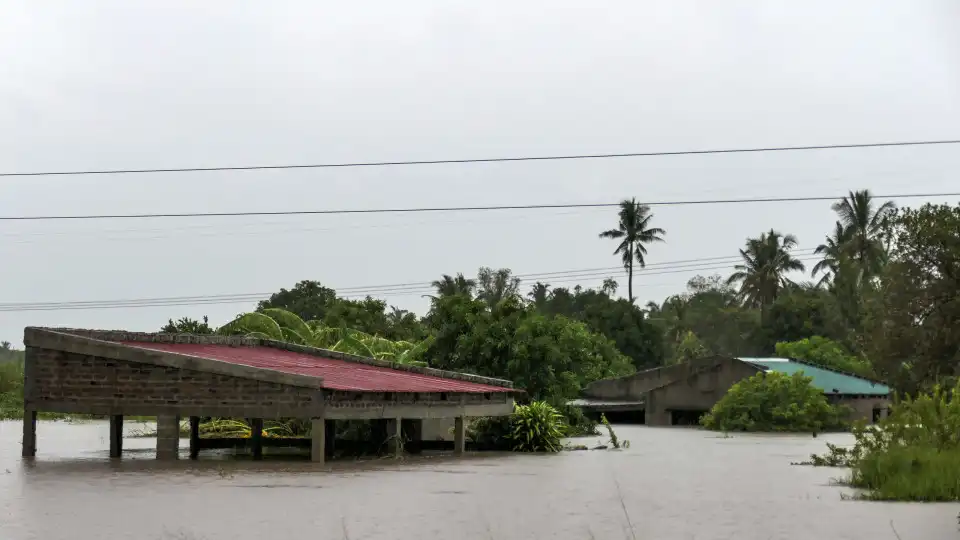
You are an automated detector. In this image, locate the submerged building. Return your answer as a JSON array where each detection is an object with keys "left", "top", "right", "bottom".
[
  {"left": 571, "top": 355, "right": 891, "bottom": 426},
  {"left": 20, "top": 327, "right": 519, "bottom": 461}
]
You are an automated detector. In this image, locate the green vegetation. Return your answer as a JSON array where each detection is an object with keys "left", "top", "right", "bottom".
[
  {"left": 511, "top": 402, "right": 565, "bottom": 452},
  {"left": 774, "top": 337, "right": 872, "bottom": 378},
  {"left": 809, "top": 383, "right": 960, "bottom": 501},
  {"left": 217, "top": 308, "right": 431, "bottom": 366},
  {"left": 701, "top": 371, "right": 848, "bottom": 432}
]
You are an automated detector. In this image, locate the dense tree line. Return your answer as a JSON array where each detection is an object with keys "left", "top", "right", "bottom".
[{"left": 161, "top": 190, "right": 960, "bottom": 400}]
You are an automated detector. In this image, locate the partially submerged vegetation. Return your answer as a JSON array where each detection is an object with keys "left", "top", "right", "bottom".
[
  {"left": 701, "top": 371, "right": 849, "bottom": 433},
  {"left": 806, "top": 383, "right": 960, "bottom": 501}
]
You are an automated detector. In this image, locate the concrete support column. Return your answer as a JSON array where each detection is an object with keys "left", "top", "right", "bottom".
[
  {"left": 250, "top": 418, "right": 264, "bottom": 460},
  {"left": 310, "top": 417, "right": 325, "bottom": 463},
  {"left": 156, "top": 415, "right": 181, "bottom": 460},
  {"left": 454, "top": 416, "right": 466, "bottom": 456},
  {"left": 22, "top": 409, "right": 37, "bottom": 458},
  {"left": 109, "top": 415, "right": 123, "bottom": 458},
  {"left": 324, "top": 420, "right": 336, "bottom": 458},
  {"left": 386, "top": 418, "right": 402, "bottom": 457},
  {"left": 189, "top": 416, "right": 201, "bottom": 460}
]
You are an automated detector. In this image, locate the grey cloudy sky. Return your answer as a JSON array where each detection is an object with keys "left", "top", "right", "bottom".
[{"left": 1, "top": 0, "right": 959, "bottom": 344}]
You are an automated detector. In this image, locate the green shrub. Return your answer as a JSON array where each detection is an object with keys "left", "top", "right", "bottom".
[
  {"left": 701, "top": 371, "right": 848, "bottom": 432},
  {"left": 467, "top": 415, "right": 514, "bottom": 450},
  {"left": 0, "top": 360, "right": 25, "bottom": 420},
  {"left": 511, "top": 401, "right": 565, "bottom": 452},
  {"left": 470, "top": 401, "right": 567, "bottom": 452},
  {"left": 554, "top": 402, "right": 600, "bottom": 437},
  {"left": 851, "top": 446, "right": 960, "bottom": 501},
  {"left": 809, "top": 382, "right": 960, "bottom": 500},
  {"left": 775, "top": 337, "right": 873, "bottom": 378}
]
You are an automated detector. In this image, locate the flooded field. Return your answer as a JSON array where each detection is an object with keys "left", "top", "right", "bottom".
[{"left": 0, "top": 420, "right": 957, "bottom": 540}]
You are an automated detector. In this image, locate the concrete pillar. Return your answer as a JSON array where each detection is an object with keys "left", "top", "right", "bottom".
[
  {"left": 189, "top": 416, "right": 201, "bottom": 460},
  {"left": 156, "top": 415, "right": 180, "bottom": 460},
  {"left": 310, "top": 417, "right": 325, "bottom": 463},
  {"left": 324, "top": 420, "right": 336, "bottom": 458},
  {"left": 109, "top": 415, "right": 123, "bottom": 458},
  {"left": 250, "top": 418, "right": 264, "bottom": 460},
  {"left": 21, "top": 409, "right": 37, "bottom": 458},
  {"left": 454, "top": 416, "right": 466, "bottom": 455},
  {"left": 386, "top": 418, "right": 402, "bottom": 457}
]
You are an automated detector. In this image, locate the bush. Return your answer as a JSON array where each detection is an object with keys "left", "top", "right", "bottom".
[
  {"left": 774, "top": 337, "right": 873, "bottom": 378},
  {"left": 554, "top": 402, "right": 600, "bottom": 437},
  {"left": 0, "top": 360, "right": 25, "bottom": 420},
  {"left": 469, "top": 401, "right": 567, "bottom": 452},
  {"left": 809, "top": 382, "right": 960, "bottom": 500},
  {"left": 701, "top": 371, "right": 848, "bottom": 432},
  {"left": 511, "top": 402, "right": 565, "bottom": 452}
]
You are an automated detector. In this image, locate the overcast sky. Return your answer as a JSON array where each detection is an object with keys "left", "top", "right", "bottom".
[{"left": 1, "top": 1, "right": 958, "bottom": 345}]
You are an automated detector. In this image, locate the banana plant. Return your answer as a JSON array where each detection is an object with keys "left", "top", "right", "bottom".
[{"left": 218, "top": 308, "right": 428, "bottom": 366}]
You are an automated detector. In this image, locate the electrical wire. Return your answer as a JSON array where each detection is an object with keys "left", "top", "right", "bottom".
[
  {"left": 2, "top": 139, "right": 958, "bottom": 177},
  {"left": 0, "top": 253, "right": 820, "bottom": 312},
  {"left": 1, "top": 193, "right": 958, "bottom": 222}
]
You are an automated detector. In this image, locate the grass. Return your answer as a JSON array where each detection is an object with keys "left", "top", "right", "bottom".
[{"left": 850, "top": 446, "right": 960, "bottom": 501}]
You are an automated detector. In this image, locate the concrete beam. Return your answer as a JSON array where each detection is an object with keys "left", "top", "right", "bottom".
[
  {"left": 156, "top": 415, "right": 180, "bottom": 460},
  {"left": 24, "top": 400, "right": 323, "bottom": 421},
  {"left": 21, "top": 409, "right": 36, "bottom": 458},
  {"left": 325, "top": 400, "right": 514, "bottom": 420},
  {"left": 109, "top": 415, "right": 123, "bottom": 458}
]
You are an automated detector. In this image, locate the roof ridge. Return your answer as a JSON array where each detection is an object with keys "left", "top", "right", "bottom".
[{"left": 34, "top": 327, "right": 515, "bottom": 390}]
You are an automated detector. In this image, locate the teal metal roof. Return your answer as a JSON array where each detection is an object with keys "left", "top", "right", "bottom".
[{"left": 738, "top": 357, "right": 891, "bottom": 397}]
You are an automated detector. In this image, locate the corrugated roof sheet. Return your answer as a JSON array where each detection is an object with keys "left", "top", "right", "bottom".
[
  {"left": 121, "top": 342, "right": 514, "bottom": 394},
  {"left": 739, "top": 357, "right": 890, "bottom": 397}
]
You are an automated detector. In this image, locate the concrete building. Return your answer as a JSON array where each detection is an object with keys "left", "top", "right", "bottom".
[
  {"left": 20, "top": 327, "right": 519, "bottom": 461},
  {"left": 572, "top": 355, "right": 891, "bottom": 426}
]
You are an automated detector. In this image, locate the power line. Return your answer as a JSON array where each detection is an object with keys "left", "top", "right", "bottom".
[
  {"left": 0, "top": 249, "right": 818, "bottom": 308},
  {"left": 0, "top": 254, "right": 821, "bottom": 312},
  {"left": 2, "top": 139, "right": 958, "bottom": 178},
  {"left": 2, "top": 193, "right": 958, "bottom": 222}
]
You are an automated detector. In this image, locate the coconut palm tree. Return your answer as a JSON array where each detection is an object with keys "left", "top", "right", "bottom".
[
  {"left": 727, "top": 230, "right": 806, "bottom": 320},
  {"left": 812, "top": 221, "right": 848, "bottom": 287},
  {"left": 430, "top": 273, "right": 477, "bottom": 297},
  {"left": 831, "top": 189, "right": 896, "bottom": 282},
  {"left": 598, "top": 198, "right": 666, "bottom": 303},
  {"left": 476, "top": 267, "right": 521, "bottom": 308},
  {"left": 527, "top": 282, "right": 551, "bottom": 309}
]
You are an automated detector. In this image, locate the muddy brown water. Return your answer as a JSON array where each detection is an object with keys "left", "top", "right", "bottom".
[{"left": 0, "top": 421, "right": 957, "bottom": 540}]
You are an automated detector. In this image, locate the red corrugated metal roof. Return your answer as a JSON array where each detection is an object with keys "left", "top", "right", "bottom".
[{"left": 119, "top": 342, "right": 513, "bottom": 393}]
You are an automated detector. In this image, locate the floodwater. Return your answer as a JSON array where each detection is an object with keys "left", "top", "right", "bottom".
[{"left": 0, "top": 421, "right": 957, "bottom": 540}]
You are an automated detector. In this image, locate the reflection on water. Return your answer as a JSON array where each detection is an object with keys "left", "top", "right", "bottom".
[{"left": 0, "top": 421, "right": 957, "bottom": 540}]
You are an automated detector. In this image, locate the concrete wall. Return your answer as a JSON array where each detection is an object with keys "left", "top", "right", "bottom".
[
  {"left": 24, "top": 346, "right": 324, "bottom": 418},
  {"left": 838, "top": 396, "right": 890, "bottom": 423},
  {"left": 645, "top": 358, "right": 762, "bottom": 426},
  {"left": 583, "top": 356, "right": 735, "bottom": 401}
]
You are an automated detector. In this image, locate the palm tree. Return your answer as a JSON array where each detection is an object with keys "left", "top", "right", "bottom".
[
  {"left": 598, "top": 198, "right": 666, "bottom": 303},
  {"left": 527, "top": 282, "right": 551, "bottom": 309},
  {"left": 812, "top": 221, "right": 848, "bottom": 287},
  {"left": 831, "top": 189, "right": 896, "bottom": 282},
  {"left": 601, "top": 277, "right": 619, "bottom": 296},
  {"left": 727, "top": 230, "right": 806, "bottom": 320},
  {"left": 430, "top": 273, "right": 476, "bottom": 297},
  {"left": 476, "top": 267, "right": 521, "bottom": 308}
]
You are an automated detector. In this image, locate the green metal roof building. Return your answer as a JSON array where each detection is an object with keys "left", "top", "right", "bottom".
[{"left": 738, "top": 357, "right": 891, "bottom": 397}]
